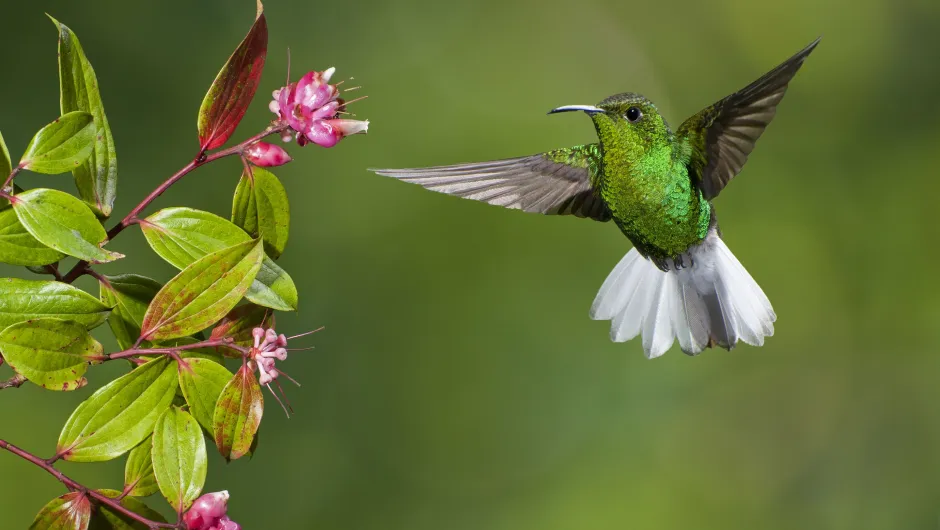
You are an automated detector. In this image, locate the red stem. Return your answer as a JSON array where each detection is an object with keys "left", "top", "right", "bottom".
[
  {"left": 61, "top": 123, "right": 289, "bottom": 283},
  {"left": 0, "top": 439, "right": 179, "bottom": 529},
  {"left": 105, "top": 337, "right": 245, "bottom": 361}
]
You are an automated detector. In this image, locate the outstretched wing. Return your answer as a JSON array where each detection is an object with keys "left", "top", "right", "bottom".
[
  {"left": 371, "top": 145, "right": 612, "bottom": 221},
  {"left": 678, "top": 37, "right": 820, "bottom": 200}
]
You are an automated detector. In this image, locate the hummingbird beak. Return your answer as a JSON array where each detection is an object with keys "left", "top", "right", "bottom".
[{"left": 548, "top": 105, "right": 605, "bottom": 115}]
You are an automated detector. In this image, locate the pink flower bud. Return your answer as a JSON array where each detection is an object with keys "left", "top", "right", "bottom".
[
  {"left": 304, "top": 118, "right": 369, "bottom": 148},
  {"left": 244, "top": 142, "right": 292, "bottom": 167},
  {"left": 276, "top": 334, "right": 288, "bottom": 347},
  {"left": 217, "top": 517, "right": 242, "bottom": 530},
  {"left": 184, "top": 491, "right": 230, "bottom": 530}
]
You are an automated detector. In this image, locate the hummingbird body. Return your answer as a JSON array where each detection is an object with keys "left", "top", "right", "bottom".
[{"left": 372, "top": 39, "right": 819, "bottom": 358}]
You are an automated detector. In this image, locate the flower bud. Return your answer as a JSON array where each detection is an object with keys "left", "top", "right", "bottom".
[
  {"left": 244, "top": 142, "right": 292, "bottom": 167},
  {"left": 184, "top": 491, "right": 230, "bottom": 530}
]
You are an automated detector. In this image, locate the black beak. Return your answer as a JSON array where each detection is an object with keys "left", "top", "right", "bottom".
[{"left": 548, "top": 105, "right": 605, "bottom": 115}]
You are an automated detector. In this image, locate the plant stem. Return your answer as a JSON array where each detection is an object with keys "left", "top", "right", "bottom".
[
  {"left": 0, "top": 374, "right": 27, "bottom": 389},
  {"left": 2, "top": 167, "right": 20, "bottom": 191},
  {"left": 105, "top": 337, "right": 245, "bottom": 361},
  {"left": 0, "top": 439, "right": 179, "bottom": 529},
  {"left": 61, "top": 123, "right": 289, "bottom": 283}
]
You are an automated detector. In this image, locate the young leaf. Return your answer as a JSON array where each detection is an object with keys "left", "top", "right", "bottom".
[
  {"left": 0, "top": 319, "right": 100, "bottom": 391},
  {"left": 51, "top": 17, "right": 118, "bottom": 218},
  {"left": 19, "top": 111, "right": 95, "bottom": 174},
  {"left": 0, "top": 130, "right": 11, "bottom": 182},
  {"left": 57, "top": 357, "right": 178, "bottom": 462},
  {"left": 152, "top": 407, "right": 207, "bottom": 513},
  {"left": 197, "top": 6, "right": 267, "bottom": 151},
  {"left": 123, "top": 438, "right": 159, "bottom": 498},
  {"left": 210, "top": 303, "right": 273, "bottom": 349},
  {"left": 11, "top": 188, "right": 124, "bottom": 263},
  {"left": 29, "top": 492, "right": 91, "bottom": 530},
  {"left": 0, "top": 278, "right": 110, "bottom": 330},
  {"left": 213, "top": 363, "right": 263, "bottom": 460},
  {"left": 139, "top": 239, "right": 264, "bottom": 341},
  {"left": 90, "top": 490, "right": 167, "bottom": 530},
  {"left": 179, "top": 357, "right": 233, "bottom": 432},
  {"left": 141, "top": 207, "right": 297, "bottom": 310},
  {"left": 232, "top": 167, "right": 289, "bottom": 259},
  {"left": 99, "top": 274, "right": 162, "bottom": 350}
]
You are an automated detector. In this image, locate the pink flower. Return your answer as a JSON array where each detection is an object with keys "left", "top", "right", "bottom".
[
  {"left": 184, "top": 491, "right": 240, "bottom": 530},
  {"left": 244, "top": 141, "right": 292, "bottom": 167},
  {"left": 269, "top": 67, "right": 368, "bottom": 148}
]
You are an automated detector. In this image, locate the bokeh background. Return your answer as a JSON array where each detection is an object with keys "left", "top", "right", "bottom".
[{"left": 2, "top": 0, "right": 940, "bottom": 528}]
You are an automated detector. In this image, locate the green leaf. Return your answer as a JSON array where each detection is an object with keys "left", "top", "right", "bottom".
[
  {"left": 210, "top": 303, "right": 273, "bottom": 352},
  {"left": 197, "top": 6, "right": 267, "bottom": 151},
  {"left": 123, "top": 439, "right": 158, "bottom": 498},
  {"left": 0, "top": 186, "right": 67, "bottom": 268},
  {"left": 140, "top": 239, "right": 264, "bottom": 341},
  {"left": 0, "top": 319, "right": 100, "bottom": 391},
  {"left": 0, "top": 130, "right": 11, "bottom": 182},
  {"left": 19, "top": 111, "right": 95, "bottom": 174},
  {"left": 99, "top": 274, "right": 162, "bottom": 350},
  {"left": 232, "top": 167, "right": 289, "bottom": 259},
  {"left": 12, "top": 188, "right": 124, "bottom": 263},
  {"left": 152, "top": 406, "right": 207, "bottom": 513},
  {"left": 30, "top": 492, "right": 91, "bottom": 530},
  {"left": 0, "top": 202, "right": 66, "bottom": 265},
  {"left": 141, "top": 207, "right": 297, "bottom": 310},
  {"left": 0, "top": 278, "right": 110, "bottom": 330},
  {"left": 89, "top": 490, "right": 167, "bottom": 530},
  {"left": 57, "top": 357, "right": 178, "bottom": 462},
  {"left": 213, "top": 364, "right": 263, "bottom": 460},
  {"left": 179, "top": 357, "right": 232, "bottom": 432},
  {"left": 51, "top": 17, "right": 118, "bottom": 218}
]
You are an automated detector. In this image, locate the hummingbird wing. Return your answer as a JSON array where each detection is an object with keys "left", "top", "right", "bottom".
[
  {"left": 371, "top": 145, "right": 612, "bottom": 221},
  {"left": 678, "top": 37, "right": 820, "bottom": 200}
]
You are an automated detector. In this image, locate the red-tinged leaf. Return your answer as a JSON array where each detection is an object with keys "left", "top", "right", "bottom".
[
  {"left": 139, "top": 239, "right": 264, "bottom": 341},
  {"left": 30, "top": 492, "right": 91, "bottom": 530},
  {"left": 212, "top": 364, "right": 263, "bottom": 460},
  {"left": 197, "top": 5, "right": 268, "bottom": 151}
]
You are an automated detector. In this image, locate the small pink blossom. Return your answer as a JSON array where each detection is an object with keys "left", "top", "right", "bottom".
[
  {"left": 269, "top": 67, "right": 368, "bottom": 148},
  {"left": 244, "top": 141, "right": 292, "bottom": 167},
  {"left": 184, "top": 491, "right": 240, "bottom": 530}
]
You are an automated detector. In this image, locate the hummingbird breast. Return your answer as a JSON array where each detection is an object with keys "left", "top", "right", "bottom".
[{"left": 599, "top": 154, "right": 712, "bottom": 265}]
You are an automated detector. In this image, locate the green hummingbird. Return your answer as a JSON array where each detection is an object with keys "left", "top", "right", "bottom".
[{"left": 372, "top": 38, "right": 819, "bottom": 358}]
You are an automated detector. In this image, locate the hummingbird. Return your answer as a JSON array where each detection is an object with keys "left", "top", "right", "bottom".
[{"left": 371, "top": 38, "right": 819, "bottom": 358}]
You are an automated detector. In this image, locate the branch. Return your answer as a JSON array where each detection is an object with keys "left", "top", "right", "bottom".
[
  {"left": 0, "top": 439, "right": 180, "bottom": 529},
  {"left": 0, "top": 374, "right": 27, "bottom": 389},
  {"left": 62, "top": 122, "right": 289, "bottom": 284},
  {"left": 2, "top": 167, "right": 20, "bottom": 191},
  {"left": 104, "top": 337, "right": 247, "bottom": 361}
]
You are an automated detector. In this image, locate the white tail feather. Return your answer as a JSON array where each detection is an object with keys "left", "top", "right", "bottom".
[{"left": 590, "top": 232, "right": 775, "bottom": 358}]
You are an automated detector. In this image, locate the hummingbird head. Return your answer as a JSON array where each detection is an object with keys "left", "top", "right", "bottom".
[{"left": 549, "top": 93, "right": 671, "bottom": 155}]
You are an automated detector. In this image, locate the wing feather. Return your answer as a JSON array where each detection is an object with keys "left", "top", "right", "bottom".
[{"left": 371, "top": 146, "right": 611, "bottom": 221}]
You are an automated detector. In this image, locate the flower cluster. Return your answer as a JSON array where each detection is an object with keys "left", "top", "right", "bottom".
[
  {"left": 250, "top": 326, "right": 288, "bottom": 386},
  {"left": 184, "top": 491, "right": 240, "bottom": 530},
  {"left": 269, "top": 67, "right": 369, "bottom": 148}
]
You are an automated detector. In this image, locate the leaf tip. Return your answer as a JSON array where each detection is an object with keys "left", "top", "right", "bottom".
[{"left": 256, "top": 0, "right": 264, "bottom": 18}]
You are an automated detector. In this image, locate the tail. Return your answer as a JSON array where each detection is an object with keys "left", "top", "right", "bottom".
[{"left": 590, "top": 232, "right": 775, "bottom": 358}]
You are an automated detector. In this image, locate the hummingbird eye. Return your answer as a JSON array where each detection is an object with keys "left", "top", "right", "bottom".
[{"left": 625, "top": 107, "right": 643, "bottom": 123}]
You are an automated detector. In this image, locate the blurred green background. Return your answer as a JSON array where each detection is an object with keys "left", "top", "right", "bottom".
[{"left": 2, "top": 0, "right": 940, "bottom": 528}]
